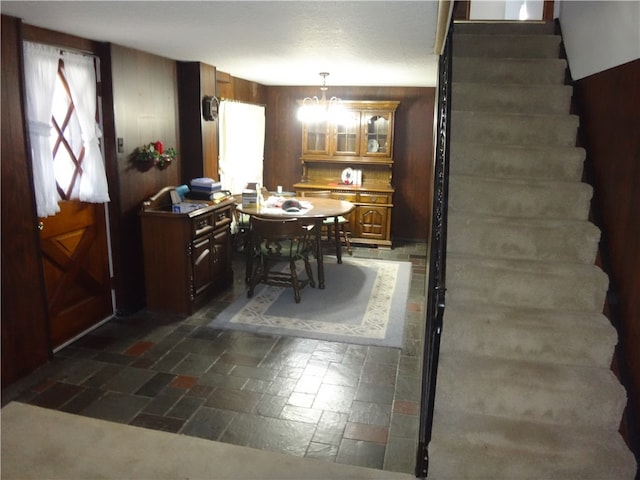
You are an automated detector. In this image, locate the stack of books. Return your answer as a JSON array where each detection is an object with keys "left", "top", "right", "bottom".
[
  {"left": 191, "top": 178, "right": 222, "bottom": 193},
  {"left": 187, "top": 178, "right": 222, "bottom": 200},
  {"left": 242, "top": 189, "right": 259, "bottom": 206}
]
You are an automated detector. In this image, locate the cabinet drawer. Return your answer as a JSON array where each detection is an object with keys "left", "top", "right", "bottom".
[
  {"left": 359, "top": 193, "right": 391, "bottom": 205},
  {"left": 192, "top": 213, "right": 215, "bottom": 237},
  {"left": 331, "top": 191, "right": 357, "bottom": 202},
  {"left": 214, "top": 205, "right": 233, "bottom": 228}
]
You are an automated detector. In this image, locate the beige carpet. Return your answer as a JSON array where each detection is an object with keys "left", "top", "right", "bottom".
[
  {"left": 427, "top": 21, "right": 636, "bottom": 479},
  {"left": 1, "top": 402, "right": 413, "bottom": 480}
]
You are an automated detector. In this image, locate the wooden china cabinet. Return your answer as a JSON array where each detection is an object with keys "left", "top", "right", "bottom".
[{"left": 294, "top": 100, "right": 399, "bottom": 247}]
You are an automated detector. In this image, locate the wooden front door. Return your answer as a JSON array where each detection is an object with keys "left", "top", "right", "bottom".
[
  {"left": 39, "top": 200, "right": 113, "bottom": 348},
  {"left": 35, "top": 52, "right": 113, "bottom": 349}
]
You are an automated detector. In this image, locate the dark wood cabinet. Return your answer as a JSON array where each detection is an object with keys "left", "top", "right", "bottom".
[
  {"left": 141, "top": 189, "right": 233, "bottom": 314},
  {"left": 294, "top": 100, "right": 399, "bottom": 247}
]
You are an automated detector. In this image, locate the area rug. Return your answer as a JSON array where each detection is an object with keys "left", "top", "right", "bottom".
[{"left": 209, "top": 257, "right": 411, "bottom": 348}]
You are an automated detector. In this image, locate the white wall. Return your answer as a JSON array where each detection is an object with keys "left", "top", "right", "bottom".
[
  {"left": 470, "top": 1, "right": 507, "bottom": 19},
  {"left": 559, "top": 1, "right": 640, "bottom": 80},
  {"left": 470, "top": 0, "right": 544, "bottom": 20}
]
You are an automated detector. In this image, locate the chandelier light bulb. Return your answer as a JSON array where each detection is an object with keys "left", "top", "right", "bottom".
[{"left": 297, "top": 72, "right": 344, "bottom": 122}]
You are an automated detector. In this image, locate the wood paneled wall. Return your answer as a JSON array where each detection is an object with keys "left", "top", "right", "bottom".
[
  {"left": 263, "top": 86, "right": 435, "bottom": 241},
  {"left": 217, "top": 71, "right": 267, "bottom": 105},
  {"left": 1, "top": 15, "right": 51, "bottom": 387},
  {"left": 109, "top": 44, "right": 181, "bottom": 313},
  {"left": 177, "top": 62, "right": 219, "bottom": 181},
  {"left": 574, "top": 59, "right": 640, "bottom": 444}
]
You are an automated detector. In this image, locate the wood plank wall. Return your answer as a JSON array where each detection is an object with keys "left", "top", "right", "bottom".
[
  {"left": 217, "top": 71, "right": 267, "bottom": 105},
  {"left": 177, "top": 62, "right": 219, "bottom": 181},
  {"left": 109, "top": 44, "right": 181, "bottom": 313},
  {"left": 574, "top": 59, "right": 640, "bottom": 448},
  {"left": 1, "top": 16, "right": 51, "bottom": 387}
]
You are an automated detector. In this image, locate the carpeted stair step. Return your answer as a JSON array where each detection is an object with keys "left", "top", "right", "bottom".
[
  {"left": 441, "top": 302, "right": 617, "bottom": 368},
  {"left": 452, "top": 83, "right": 573, "bottom": 114},
  {"left": 447, "top": 254, "right": 609, "bottom": 312},
  {"left": 452, "top": 110, "right": 579, "bottom": 146},
  {"left": 434, "top": 353, "right": 627, "bottom": 428},
  {"left": 447, "top": 213, "right": 601, "bottom": 264},
  {"left": 453, "top": 57, "right": 568, "bottom": 85},
  {"left": 432, "top": 20, "right": 636, "bottom": 479},
  {"left": 449, "top": 175, "right": 593, "bottom": 220},
  {"left": 454, "top": 33, "right": 561, "bottom": 58},
  {"left": 454, "top": 21, "right": 556, "bottom": 36},
  {"left": 450, "top": 142, "right": 585, "bottom": 181},
  {"left": 428, "top": 411, "right": 637, "bottom": 480}
]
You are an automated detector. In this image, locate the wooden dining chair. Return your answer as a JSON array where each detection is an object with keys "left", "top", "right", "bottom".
[
  {"left": 247, "top": 216, "right": 316, "bottom": 303},
  {"left": 300, "top": 190, "right": 353, "bottom": 258}
]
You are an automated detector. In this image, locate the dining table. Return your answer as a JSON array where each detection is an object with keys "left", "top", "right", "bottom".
[{"left": 235, "top": 195, "right": 355, "bottom": 289}]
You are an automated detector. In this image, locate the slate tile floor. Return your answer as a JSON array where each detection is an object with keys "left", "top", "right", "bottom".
[{"left": 3, "top": 241, "right": 427, "bottom": 474}]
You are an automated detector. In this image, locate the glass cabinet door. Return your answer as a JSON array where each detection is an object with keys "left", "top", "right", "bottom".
[
  {"left": 332, "top": 110, "right": 361, "bottom": 156},
  {"left": 302, "top": 119, "right": 330, "bottom": 155},
  {"left": 363, "top": 112, "right": 393, "bottom": 157}
]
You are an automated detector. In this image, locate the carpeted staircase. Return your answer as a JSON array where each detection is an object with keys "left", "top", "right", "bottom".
[{"left": 427, "top": 21, "right": 637, "bottom": 479}]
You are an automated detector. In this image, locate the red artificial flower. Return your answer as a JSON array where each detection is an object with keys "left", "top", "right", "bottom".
[{"left": 154, "top": 141, "right": 164, "bottom": 154}]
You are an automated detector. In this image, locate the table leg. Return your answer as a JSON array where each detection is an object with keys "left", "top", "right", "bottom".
[
  {"left": 333, "top": 217, "right": 342, "bottom": 264},
  {"left": 315, "top": 220, "right": 325, "bottom": 289}
]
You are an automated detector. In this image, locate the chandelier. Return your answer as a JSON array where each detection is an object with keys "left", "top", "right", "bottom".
[{"left": 297, "top": 72, "right": 344, "bottom": 122}]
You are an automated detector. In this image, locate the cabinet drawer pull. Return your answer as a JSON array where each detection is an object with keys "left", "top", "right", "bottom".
[
  {"left": 195, "top": 224, "right": 214, "bottom": 237},
  {"left": 195, "top": 248, "right": 210, "bottom": 266}
]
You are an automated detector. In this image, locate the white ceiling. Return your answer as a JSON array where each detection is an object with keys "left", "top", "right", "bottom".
[{"left": 1, "top": 1, "right": 441, "bottom": 87}]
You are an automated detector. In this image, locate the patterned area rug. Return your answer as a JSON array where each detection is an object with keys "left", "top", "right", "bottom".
[{"left": 209, "top": 257, "right": 411, "bottom": 348}]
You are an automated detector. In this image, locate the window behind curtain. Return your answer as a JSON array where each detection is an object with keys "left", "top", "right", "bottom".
[
  {"left": 23, "top": 40, "right": 109, "bottom": 216},
  {"left": 50, "top": 57, "right": 91, "bottom": 200}
]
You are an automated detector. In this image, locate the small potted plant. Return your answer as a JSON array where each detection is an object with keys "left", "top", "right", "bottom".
[{"left": 132, "top": 140, "right": 177, "bottom": 171}]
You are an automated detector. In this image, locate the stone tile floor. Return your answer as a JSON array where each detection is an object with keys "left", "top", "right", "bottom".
[{"left": 2, "top": 240, "right": 427, "bottom": 474}]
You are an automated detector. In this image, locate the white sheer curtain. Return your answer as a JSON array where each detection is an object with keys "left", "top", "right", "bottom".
[
  {"left": 218, "top": 100, "right": 265, "bottom": 194},
  {"left": 62, "top": 51, "right": 110, "bottom": 203},
  {"left": 23, "top": 42, "right": 61, "bottom": 217}
]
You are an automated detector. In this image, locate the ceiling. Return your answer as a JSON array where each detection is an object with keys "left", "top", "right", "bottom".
[{"left": 1, "top": 1, "right": 442, "bottom": 87}]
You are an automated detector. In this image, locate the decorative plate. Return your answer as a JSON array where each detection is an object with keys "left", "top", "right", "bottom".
[
  {"left": 341, "top": 167, "right": 354, "bottom": 185},
  {"left": 367, "top": 139, "right": 379, "bottom": 153}
]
